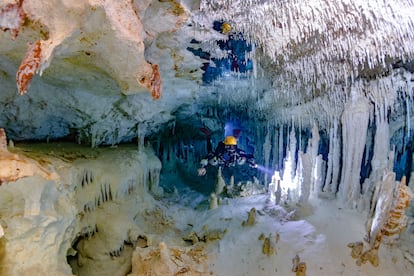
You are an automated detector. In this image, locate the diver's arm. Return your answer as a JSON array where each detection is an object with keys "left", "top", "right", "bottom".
[
  {"left": 197, "top": 167, "right": 207, "bottom": 176},
  {"left": 237, "top": 149, "right": 257, "bottom": 168},
  {"left": 214, "top": 141, "right": 225, "bottom": 157},
  {"left": 198, "top": 153, "right": 219, "bottom": 176},
  {"left": 247, "top": 157, "right": 258, "bottom": 168},
  {"left": 198, "top": 156, "right": 209, "bottom": 176}
]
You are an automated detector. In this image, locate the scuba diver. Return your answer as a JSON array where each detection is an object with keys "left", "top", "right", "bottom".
[{"left": 197, "top": 128, "right": 257, "bottom": 176}]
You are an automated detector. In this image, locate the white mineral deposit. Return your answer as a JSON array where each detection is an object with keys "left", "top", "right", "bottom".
[{"left": 0, "top": 1, "right": 413, "bottom": 275}]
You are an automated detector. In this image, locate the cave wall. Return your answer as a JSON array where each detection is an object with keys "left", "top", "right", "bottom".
[{"left": 0, "top": 143, "right": 163, "bottom": 275}]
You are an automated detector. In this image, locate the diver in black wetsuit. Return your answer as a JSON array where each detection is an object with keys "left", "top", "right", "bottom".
[{"left": 197, "top": 128, "right": 257, "bottom": 176}]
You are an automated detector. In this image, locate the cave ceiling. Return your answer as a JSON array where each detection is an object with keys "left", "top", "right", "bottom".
[{"left": 0, "top": 0, "right": 413, "bottom": 143}]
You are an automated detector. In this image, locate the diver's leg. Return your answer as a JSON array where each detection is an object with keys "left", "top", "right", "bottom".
[
  {"left": 207, "top": 138, "right": 212, "bottom": 153},
  {"left": 200, "top": 127, "right": 212, "bottom": 153}
]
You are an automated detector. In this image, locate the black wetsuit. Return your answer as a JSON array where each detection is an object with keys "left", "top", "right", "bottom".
[{"left": 202, "top": 138, "right": 256, "bottom": 168}]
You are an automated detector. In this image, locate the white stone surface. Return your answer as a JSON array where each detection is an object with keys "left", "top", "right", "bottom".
[
  {"left": 0, "top": 143, "right": 162, "bottom": 275},
  {"left": 0, "top": 1, "right": 413, "bottom": 274}
]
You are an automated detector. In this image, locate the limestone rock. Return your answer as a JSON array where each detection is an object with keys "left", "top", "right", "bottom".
[
  {"left": 262, "top": 235, "right": 275, "bottom": 256},
  {"left": 296, "top": 262, "right": 307, "bottom": 276},
  {"left": 347, "top": 241, "right": 364, "bottom": 259},
  {"left": 183, "top": 231, "right": 200, "bottom": 245},
  {"left": 209, "top": 193, "right": 218, "bottom": 209},
  {"left": 215, "top": 167, "right": 225, "bottom": 195},
  {"left": 242, "top": 207, "right": 256, "bottom": 227},
  {"left": 200, "top": 228, "right": 228, "bottom": 242},
  {"left": 0, "top": 145, "right": 163, "bottom": 276},
  {"left": 129, "top": 242, "right": 208, "bottom": 276},
  {"left": 0, "top": 129, "right": 7, "bottom": 151},
  {"left": 292, "top": 254, "right": 306, "bottom": 276},
  {"left": 0, "top": 149, "right": 57, "bottom": 184}
]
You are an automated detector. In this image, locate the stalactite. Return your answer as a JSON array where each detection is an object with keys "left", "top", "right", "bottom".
[
  {"left": 69, "top": 148, "right": 162, "bottom": 275},
  {"left": 338, "top": 90, "right": 370, "bottom": 208},
  {"left": 406, "top": 97, "right": 411, "bottom": 137},
  {"left": 297, "top": 151, "right": 312, "bottom": 203},
  {"left": 314, "top": 156, "right": 324, "bottom": 196},
  {"left": 283, "top": 122, "right": 297, "bottom": 184},
  {"left": 125, "top": 179, "right": 137, "bottom": 196},
  {"left": 374, "top": 94, "right": 391, "bottom": 142},
  {"left": 263, "top": 130, "right": 271, "bottom": 186},
  {"left": 16, "top": 39, "right": 42, "bottom": 95},
  {"left": 90, "top": 124, "right": 99, "bottom": 149},
  {"left": 309, "top": 123, "right": 321, "bottom": 197},
  {"left": 330, "top": 119, "right": 341, "bottom": 194},
  {"left": 79, "top": 169, "right": 94, "bottom": 188},
  {"left": 271, "top": 126, "right": 279, "bottom": 170},
  {"left": 148, "top": 168, "right": 163, "bottom": 197},
  {"left": 278, "top": 126, "right": 284, "bottom": 170},
  {"left": 323, "top": 123, "right": 334, "bottom": 193},
  {"left": 200, "top": 0, "right": 414, "bottom": 101},
  {"left": 361, "top": 99, "right": 392, "bottom": 211},
  {"left": 150, "top": 64, "right": 162, "bottom": 100},
  {"left": 137, "top": 123, "right": 146, "bottom": 152}
]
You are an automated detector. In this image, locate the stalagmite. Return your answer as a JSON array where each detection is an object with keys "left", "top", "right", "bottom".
[
  {"left": 242, "top": 207, "right": 256, "bottom": 226},
  {"left": 209, "top": 193, "right": 218, "bottom": 209},
  {"left": 262, "top": 234, "right": 275, "bottom": 256},
  {"left": 282, "top": 124, "right": 297, "bottom": 199},
  {"left": 349, "top": 173, "right": 413, "bottom": 267},
  {"left": 269, "top": 171, "right": 282, "bottom": 205},
  {"left": 215, "top": 167, "right": 225, "bottom": 195}
]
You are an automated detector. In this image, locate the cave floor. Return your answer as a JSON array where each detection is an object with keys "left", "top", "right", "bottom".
[
  {"left": 2, "top": 142, "right": 413, "bottom": 275},
  {"left": 160, "top": 183, "right": 414, "bottom": 276}
]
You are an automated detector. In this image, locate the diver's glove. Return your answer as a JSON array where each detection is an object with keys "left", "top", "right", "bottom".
[
  {"left": 237, "top": 156, "right": 246, "bottom": 165},
  {"left": 248, "top": 158, "right": 258, "bottom": 168},
  {"left": 197, "top": 167, "right": 207, "bottom": 176},
  {"left": 209, "top": 156, "right": 219, "bottom": 166},
  {"left": 198, "top": 159, "right": 209, "bottom": 176}
]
